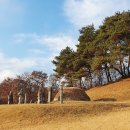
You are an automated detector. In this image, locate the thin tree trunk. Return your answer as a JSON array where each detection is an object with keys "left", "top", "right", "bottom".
[
  {"left": 98, "top": 69, "right": 102, "bottom": 85},
  {"left": 128, "top": 53, "right": 130, "bottom": 76},
  {"left": 107, "top": 67, "right": 112, "bottom": 82},
  {"left": 122, "top": 62, "right": 126, "bottom": 76},
  {"left": 113, "top": 67, "right": 124, "bottom": 77},
  {"left": 88, "top": 69, "right": 93, "bottom": 87},
  {"left": 119, "top": 59, "right": 125, "bottom": 77},
  {"left": 79, "top": 78, "right": 82, "bottom": 88},
  {"left": 105, "top": 64, "right": 110, "bottom": 83}
]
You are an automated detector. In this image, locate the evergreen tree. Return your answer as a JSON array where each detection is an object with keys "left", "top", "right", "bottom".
[
  {"left": 52, "top": 11, "right": 130, "bottom": 88},
  {"left": 52, "top": 46, "right": 75, "bottom": 86}
]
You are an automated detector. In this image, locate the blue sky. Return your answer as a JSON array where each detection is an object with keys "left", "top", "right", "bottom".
[{"left": 0, "top": 0, "right": 130, "bottom": 81}]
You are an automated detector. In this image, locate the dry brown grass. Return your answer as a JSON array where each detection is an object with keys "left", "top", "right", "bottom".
[
  {"left": 1, "top": 78, "right": 130, "bottom": 130},
  {"left": 25, "top": 108, "right": 130, "bottom": 130},
  {"left": 0, "top": 101, "right": 130, "bottom": 130},
  {"left": 87, "top": 78, "right": 130, "bottom": 101}
]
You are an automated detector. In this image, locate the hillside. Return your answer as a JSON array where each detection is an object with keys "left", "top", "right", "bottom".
[
  {"left": 1, "top": 78, "right": 130, "bottom": 130},
  {"left": 0, "top": 102, "right": 130, "bottom": 130},
  {"left": 87, "top": 78, "right": 130, "bottom": 101}
]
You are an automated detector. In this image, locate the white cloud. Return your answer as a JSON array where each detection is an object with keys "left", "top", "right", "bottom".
[
  {"left": 0, "top": 51, "right": 52, "bottom": 82},
  {"left": 64, "top": 0, "right": 130, "bottom": 28},
  {"left": 28, "top": 49, "right": 45, "bottom": 55},
  {"left": 11, "top": 33, "right": 78, "bottom": 81},
  {"left": 0, "top": 70, "right": 16, "bottom": 81},
  {"left": 9, "top": 58, "right": 37, "bottom": 69},
  {"left": 14, "top": 33, "right": 77, "bottom": 51},
  {"left": 36, "top": 34, "right": 77, "bottom": 51},
  {"left": 0, "top": 52, "right": 36, "bottom": 70},
  {"left": 14, "top": 33, "right": 38, "bottom": 44}
]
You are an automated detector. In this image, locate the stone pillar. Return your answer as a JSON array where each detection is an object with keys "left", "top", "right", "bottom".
[
  {"left": 37, "top": 86, "right": 44, "bottom": 104},
  {"left": 18, "top": 89, "right": 24, "bottom": 104},
  {"left": 37, "top": 89, "right": 41, "bottom": 104},
  {"left": 48, "top": 86, "right": 52, "bottom": 103},
  {"left": 8, "top": 91, "right": 13, "bottom": 104}
]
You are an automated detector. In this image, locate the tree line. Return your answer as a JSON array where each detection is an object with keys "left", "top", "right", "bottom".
[
  {"left": 52, "top": 11, "right": 130, "bottom": 88},
  {"left": 0, "top": 71, "right": 58, "bottom": 104}
]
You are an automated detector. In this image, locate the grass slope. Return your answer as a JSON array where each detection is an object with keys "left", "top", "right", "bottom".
[
  {"left": 87, "top": 78, "right": 130, "bottom": 101},
  {"left": 0, "top": 102, "right": 130, "bottom": 130},
  {"left": 1, "top": 78, "right": 130, "bottom": 130}
]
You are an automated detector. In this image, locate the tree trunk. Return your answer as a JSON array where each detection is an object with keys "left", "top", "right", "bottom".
[
  {"left": 105, "top": 65, "right": 110, "bottom": 83},
  {"left": 24, "top": 93, "right": 27, "bottom": 104},
  {"left": 107, "top": 67, "right": 112, "bottom": 82},
  {"left": 128, "top": 53, "right": 130, "bottom": 76},
  {"left": 98, "top": 69, "right": 102, "bottom": 85},
  {"left": 119, "top": 59, "right": 125, "bottom": 77},
  {"left": 8, "top": 91, "right": 13, "bottom": 104},
  {"left": 79, "top": 78, "right": 82, "bottom": 88},
  {"left": 113, "top": 67, "right": 124, "bottom": 77}
]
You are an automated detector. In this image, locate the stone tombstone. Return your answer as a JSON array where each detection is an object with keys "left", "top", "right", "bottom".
[
  {"left": 37, "top": 85, "right": 44, "bottom": 104},
  {"left": 18, "top": 88, "right": 24, "bottom": 104},
  {"left": 48, "top": 86, "right": 52, "bottom": 103},
  {"left": 47, "top": 76, "right": 53, "bottom": 103},
  {"left": 8, "top": 91, "right": 13, "bottom": 104},
  {"left": 59, "top": 76, "right": 69, "bottom": 104}
]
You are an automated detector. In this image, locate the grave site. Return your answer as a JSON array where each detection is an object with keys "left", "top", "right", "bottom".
[
  {"left": 0, "top": 2, "right": 130, "bottom": 129},
  {"left": 1, "top": 78, "right": 130, "bottom": 130}
]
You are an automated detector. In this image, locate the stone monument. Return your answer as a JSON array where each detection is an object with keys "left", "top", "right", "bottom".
[
  {"left": 37, "top": 86, "right": 44, "bottom": 104},
  {"left": 18, "top": 88, "right": 24, "bottom": 104}
]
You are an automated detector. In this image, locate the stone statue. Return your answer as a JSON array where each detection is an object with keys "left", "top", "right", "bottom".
[
  {"left": 48, "top": 86, "right": 52, "bottom": 103},
  {"left": 8, "top": 91, "right": 13, "bottom": 104},
  {"left": 18, "top": 88, "right": 24, "bottom": 104},
  {"left": 59, "top": 76, "right": 69, "bottom": 104},
  {"left": 37, "top": 86, "right": 44, "bottom": 104}
]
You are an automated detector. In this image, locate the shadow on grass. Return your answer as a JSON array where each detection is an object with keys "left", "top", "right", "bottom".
[{"left": 94, "top": 98, "right": 117, "bottom": 102}]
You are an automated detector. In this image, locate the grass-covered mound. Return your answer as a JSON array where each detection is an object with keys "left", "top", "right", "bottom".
[
  {"left": 54, "top": 87, "right": 90, "bottom": 101},
  {"left": 87, "top": 78, "right": 130, "bottom": 101}
]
